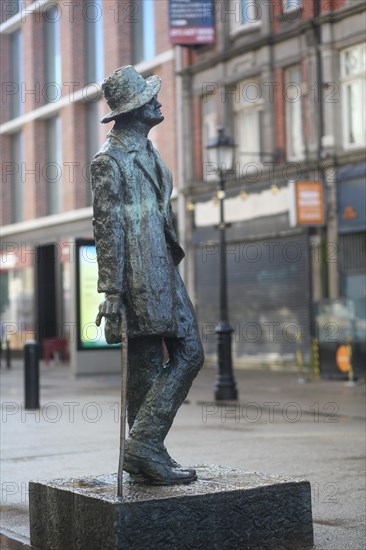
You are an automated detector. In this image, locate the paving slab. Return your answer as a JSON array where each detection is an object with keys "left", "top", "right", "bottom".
[{"left": 1, "top": 361, "right": 365, "bottom": 549}]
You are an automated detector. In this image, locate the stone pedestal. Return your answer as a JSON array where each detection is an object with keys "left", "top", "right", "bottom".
[{"left": 29, "top": 465, "right": 313, "bottom": 549}]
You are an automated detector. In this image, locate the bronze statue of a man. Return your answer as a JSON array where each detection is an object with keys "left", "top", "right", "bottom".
[{"left": 91, "top": 66, "right": 204, "bottom": 485}]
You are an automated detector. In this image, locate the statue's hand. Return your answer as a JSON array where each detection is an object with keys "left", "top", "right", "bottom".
[{"left": 96, "top": 294, "right": 124, "bottom": 344}]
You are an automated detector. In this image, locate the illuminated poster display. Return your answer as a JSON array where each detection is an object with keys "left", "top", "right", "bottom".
[
  {"left": 169, "top": 0, "right": 215, "bottom": 45},
  {"left": 76, "top": 239, "right": 120, "bottom": 350}
]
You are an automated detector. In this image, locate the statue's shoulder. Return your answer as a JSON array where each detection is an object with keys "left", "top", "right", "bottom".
[
  {"left": 91, "top": 152, "right": 116, "bottom": 179},
  {"left": 93, "top": 140, "right": 131, "bottom": 171}
]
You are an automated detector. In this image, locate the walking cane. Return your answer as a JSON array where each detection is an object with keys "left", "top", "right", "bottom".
[{"left": 117, "top": 306, "right": 128, "bottom": 498}]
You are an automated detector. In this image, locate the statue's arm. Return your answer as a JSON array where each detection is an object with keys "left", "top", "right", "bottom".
[
  {"left": 165, "top": 202, "right": 185, "bottom": 265},
  {"left": 91, "top": 154, "right": 125, "bottom": 343},
  {"left": 91, "top": 153, "right": 125, "bottom": 296}
]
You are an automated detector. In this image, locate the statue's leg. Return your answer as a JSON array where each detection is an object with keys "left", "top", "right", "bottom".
[
  {"left": 127, "top": 336, "right": 163, "bottom": 431},
  {"left": 126, "top": 321, "right": 204, "bottom": 480}
]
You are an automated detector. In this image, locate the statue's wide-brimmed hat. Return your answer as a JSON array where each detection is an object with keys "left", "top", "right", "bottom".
[{"left": 101, "top": 65, "right": 161, "bottom": 124}]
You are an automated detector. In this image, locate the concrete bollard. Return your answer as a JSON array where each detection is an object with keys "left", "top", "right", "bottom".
[
  {"left": 24, "top": 341, "right": 40, "bottom": 410},
  {"left": 6, "top": 339, "right": 11, "bottom": 369}
]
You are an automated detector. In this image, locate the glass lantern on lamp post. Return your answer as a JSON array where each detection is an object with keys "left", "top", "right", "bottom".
[{"left": 206, "top": 128, "right": 238, "bottom": 401}]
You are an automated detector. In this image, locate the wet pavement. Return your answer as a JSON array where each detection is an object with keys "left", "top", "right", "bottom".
[{"left": 0, "top": 360, "right": 365, "bottom": 549}]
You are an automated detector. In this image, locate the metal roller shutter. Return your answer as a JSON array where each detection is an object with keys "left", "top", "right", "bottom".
[{"left": 195, "top": 232, "right": 311, "bottom": 362}]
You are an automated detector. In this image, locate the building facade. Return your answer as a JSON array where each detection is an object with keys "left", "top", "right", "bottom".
[
  {"left": 0, "top": 0, "right": 179, "bottom": 372},
  {"left": 1, "top": 0, "right": 365, "bottom": 373},
  {"left": 178, "top": 0, "right": 366, "bottom": 368}
]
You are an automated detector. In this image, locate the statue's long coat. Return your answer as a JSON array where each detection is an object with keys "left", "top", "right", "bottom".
[{"left": 91, "top": 128, "right": 195, "bottom": 338}]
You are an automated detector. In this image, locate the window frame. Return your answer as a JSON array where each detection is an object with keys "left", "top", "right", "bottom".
[
  {"left": 132, "top": 0, "right": 155, "bottom": 65},
  {"left": 201, "top": 94, "right": 218, "bottom": 182},
  {"left": 11, "top": 131, "right": 24, "bottom": 223},
  {"left": 232, "top": 79, "right": 264, "bottom": 171},
  {"left": 3, "top": 0, "right": 22, "bottom": 21},
  {"left": 84, "top": 0, "right": 104, "bottom": 85},
  {"left": 45, "top": 115, "right": 62, "bottom": 216},
  {"left": 340, "top": 43, "right": 366, "bottom": 150},
  {"left": 9, "top": 29, "right": 23, "bottom": 118},
  {"left": 44, "top": 4, "right": 62, "bottom": 102},
  {"left": 282, "top": 0, "right": 302, "bottom": 13},
  {"left": 230, "top": 0, "right": 262, "bottom": 36},
  {"left": 285, "top": 65, "right": 305, "bottom": 162}
]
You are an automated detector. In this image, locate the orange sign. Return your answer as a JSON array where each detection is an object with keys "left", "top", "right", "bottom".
[
  {"left": 342, "top": 206, "right": 357, "bottom": 220},
  {"left": 295, "top": 181, "right": 325, "bottom": 225},
  {"left": 336, "top": 345, "right": 351, "bottom": 373}
]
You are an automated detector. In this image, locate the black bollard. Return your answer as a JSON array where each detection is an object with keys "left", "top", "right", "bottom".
[
  {"left": 6, "top": 339, "right": 11, "bottom": 369},
  {"left": 0, "top": 340, "right": 2, "bottom": 368},
  {"left": 24, "top": 341, "right": 40, "bottom": 410}
]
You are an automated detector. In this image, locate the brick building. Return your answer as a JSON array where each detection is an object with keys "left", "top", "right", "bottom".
[
  {"left": 1, "top": 0, "right": 365, "bottom": 374},
  {"left": 178, "top": 0, "right": 366, "bottom": 369},
  {"left": 0, "top": 0, "right": 179, "bottom": 373}
]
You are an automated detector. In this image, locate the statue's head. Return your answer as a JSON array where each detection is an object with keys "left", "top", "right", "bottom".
[{"left": 101, "top": 65, "right": 163, "bottom": 127}]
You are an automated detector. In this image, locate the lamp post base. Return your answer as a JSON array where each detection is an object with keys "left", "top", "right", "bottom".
[
  {"left": 215, "top": 321, "right": 238, "bottom": 401},
  {"left": 214, "top": 378, "right": 238, "bottom": 401}
]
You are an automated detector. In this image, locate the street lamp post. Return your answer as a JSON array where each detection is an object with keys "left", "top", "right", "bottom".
[{"left": 207, "top": 128, "right": 238, "bottom": 401}]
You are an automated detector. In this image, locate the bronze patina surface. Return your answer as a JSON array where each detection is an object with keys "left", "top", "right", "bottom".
[{"left": 92, "top": 66, "right": 204, "bottom": 485}]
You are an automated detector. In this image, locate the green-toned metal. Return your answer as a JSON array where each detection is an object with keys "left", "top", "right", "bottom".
[{"left": 92, "top": 66, "right": 204, "bottom": 488}]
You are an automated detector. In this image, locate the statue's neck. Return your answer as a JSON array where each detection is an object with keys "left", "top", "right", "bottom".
[{"left": 113, "top": 119, "right": 151, "bottom": 138}]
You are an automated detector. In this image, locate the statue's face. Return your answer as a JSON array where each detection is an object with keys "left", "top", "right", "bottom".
[{"left": 136, "top": 95, "right": 164, "bottom": 127}]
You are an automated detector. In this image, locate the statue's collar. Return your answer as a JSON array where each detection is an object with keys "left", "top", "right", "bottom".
[{"left": 106, "top": 127, "right": 149, "bottom": 152}]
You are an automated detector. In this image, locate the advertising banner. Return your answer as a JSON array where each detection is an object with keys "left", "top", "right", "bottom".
[
  {"left": 295, "top": 181, "right": 325, "bottom": 225},
  {"left": 289, "top": 181, "right": 325, "bottom": 226},
  {"left": 169, "top": 0, "right": 215, "bottom": 45},
  {"left": 76, "top": 239, "right": 119, "bottom": 350}
]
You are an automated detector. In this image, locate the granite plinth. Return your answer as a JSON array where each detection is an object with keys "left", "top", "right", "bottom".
[{"left": 29, "top": 465, "right": 313, "bottom": 550}]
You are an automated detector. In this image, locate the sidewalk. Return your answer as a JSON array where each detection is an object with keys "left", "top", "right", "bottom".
[{"left": 1, "top": 360, "right": 365, "bottom": 549}]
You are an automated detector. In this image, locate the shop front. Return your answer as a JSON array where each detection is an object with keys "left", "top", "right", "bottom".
[
  {"left": 191, "top": 187, "right": 312, "bottom": 368},
  {"left": 316, "top": 163, "right": 366, "bottom": 378},
  {"left": 0, "top": 213, "right": 120, "bottom": 374}
]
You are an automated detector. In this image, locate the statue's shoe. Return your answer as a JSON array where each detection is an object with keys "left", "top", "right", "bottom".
[
  {"left": 161, "top": 445, "right": 181, "bottom": 468},
  {"left": 124, "top": 453, "right": 197, "bottom": 485},
  {"left": 123, "top": 439, "right": 196, "bottom": 485}
]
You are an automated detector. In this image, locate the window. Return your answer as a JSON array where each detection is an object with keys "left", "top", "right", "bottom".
[
  {"left": 202, "top": 94, "right": 217, "bottom": 181},
  {"left": 0, "top": 272, "right": 10, "bottom": 318},
  {"left": 282, "top": 0, "right": 302, "bottom": 12},
  {"left": 10, "top": 30, "right": 22, "bottom": 118},
  {"left": 84, "top": 0, "right": 104, "bottom": 84},
  {"left": 45, "top": 116, "right": 62, "bottom": 215},
  {"left": 11, "top": 132, "right": 23, "bottom": 223},
  {"left": 44, "top": 5, "right": 62, "bottom": 102},
  {"left": 341, "top": 43, "right": 366, "bottom": 149},
  {"left": 0, "top": 267, "right": 35, "bottom": 350},
  {"left": 285, "top": 66, "right": 304, "bottom": 160},
  {"left": 236, "top": 109, "right": 263, "bottom": 165},
  {"left": 233, "top": 80, "right": 264, "bottom": 170},
  {"left": 86, "top": 101, "right": 102, "bottom": 205},
  {"left": 230, "top": 0, "right": 261, "bottom": 33},
  {"left": 3, "top": 0, "right": 22, "bottom": 21},
  {"left": 132, "top": 0, "right": 155, "bottom": 64}
]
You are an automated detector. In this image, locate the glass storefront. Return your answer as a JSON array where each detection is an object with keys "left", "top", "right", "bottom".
[{"left": 1, "top": 267, "right": 35, "bottom": 349}]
